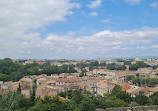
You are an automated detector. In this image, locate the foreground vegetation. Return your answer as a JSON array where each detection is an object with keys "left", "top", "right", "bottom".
[{"left": 1, "top": 86, "right": 158, "bottom": 111}]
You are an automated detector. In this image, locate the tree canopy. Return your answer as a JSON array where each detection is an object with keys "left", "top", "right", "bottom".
[{"left": 0, "top": 58, "right": 77, "bottom": 81}]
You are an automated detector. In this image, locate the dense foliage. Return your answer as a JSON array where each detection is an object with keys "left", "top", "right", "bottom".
[
  {"left": 76, "top": 61, "right": 106, "bottom": 71},
  {"left": 0, "top": 58, "right": 76, "bottom": 81},
  {"left": 129, "top": 61, "right": 151, "bottom": 70},
  {"left": 117, "top": 59, "right": 132, "bottom": 65},
  {"left": 126, "top": 75, "right": 135, "bottom": 81},
  {"left": 126, "top": 75, "right": 158, "bottom": 87},
  {"left": 107, "top": 63, "right": 126, "bottom": 70},
  {"left": 132, "top": 77, "right": 158, "bottom": 87},
  {"left": 0, "top": 92, "right": 31, "bottom": 111}
]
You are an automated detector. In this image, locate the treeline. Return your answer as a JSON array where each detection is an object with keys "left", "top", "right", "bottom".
[
  {"left": 133, "top": 77, "right": 158, "bottom": 87},
  {"left": 77, "top": 61, "right": 127, "bottom": 71},
  {"left": 129, "top": 61, "right": 151, "bottom": 70},
  {"left": 0, "top": 58, "right": 76, "bottom": 81},
  {"left": 1, "top": 85, "right": 158, "bottom": 111},
  {"left": 77, "top": 60, "right": 156, "bottom": 71},
  {"left": 117, "top": 59, "right": 132, "bottom": 65},
  {"left": 106, "top": 63, "right": 126, "bottom": 70},
  {"left": 76, "top": 61, "right": 106, "bottom": 71},
  {"left": 126, "top": 75, "right": 158, "bottom": 87}
]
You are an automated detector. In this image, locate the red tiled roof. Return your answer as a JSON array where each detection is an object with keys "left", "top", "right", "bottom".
[
  {"left": 149, "top": 87, "right": 158, "bottom": 92},
  {"left": 141, "top": 87, "right": 151, "bottom": 93},
  {"left": 59, "top": 97, "right": 70, "bottom": 101},
  {"left": 36, "top": 62, "right": 46, "bottom": 65},
  {"left": 0, "top": 90, "right": 9, "bottom": 95},
  {"left": 121, "top": 84, "right": 131, "bottom": 91}
]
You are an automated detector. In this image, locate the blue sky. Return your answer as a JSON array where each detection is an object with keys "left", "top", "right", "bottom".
[
  {"left": 0, "top": 0, "right": 158, "bottom": 59},
  {"left": 40, "top": 0, "right": 158, "bottom": 37}
]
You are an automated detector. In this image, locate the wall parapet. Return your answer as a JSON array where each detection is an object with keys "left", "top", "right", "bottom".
[{"left": 96, "top": 105, "right": 158, "bottom": 111}]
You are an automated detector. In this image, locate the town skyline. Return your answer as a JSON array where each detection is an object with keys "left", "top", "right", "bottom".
[{"left": 1, "top": 57, "right": 158, "bottom": 110}]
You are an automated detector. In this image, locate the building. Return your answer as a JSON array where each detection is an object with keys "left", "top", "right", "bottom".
[
  {"left": 20, "top": 78, "right": 35, "bottom": 98},
  {"left": 137, "top": 67, "right": 153, "bottom": 77},
  {"left": 149, "top": 87, "right": 158, "bottom": 96},
  {"left": 96, "top": 80, "right": 114, "bottom": 96},
  {"left": 1, "top": 81, "right": 19, "bottom": 92}
]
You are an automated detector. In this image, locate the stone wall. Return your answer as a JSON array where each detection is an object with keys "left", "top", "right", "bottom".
[{"left": 96, "top": 105, "right": 158, "bottom": 111}]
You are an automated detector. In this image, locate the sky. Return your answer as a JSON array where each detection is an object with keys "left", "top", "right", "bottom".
[{"left": 0, "top": 0, "right": 158, "bottom": 59}]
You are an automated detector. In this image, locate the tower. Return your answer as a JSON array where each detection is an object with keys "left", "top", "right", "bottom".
[{"left": 98, "top": 57, "right": 101, "bottom": 65}]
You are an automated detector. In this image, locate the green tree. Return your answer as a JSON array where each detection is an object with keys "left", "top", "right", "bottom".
[
  {"left": 10, "top": 72, "right": 24, "bottom": 81},
  {"left": 107, "top": 63, "right": 126, "bottom": 70},
  {"left": 111, "top": 85, "right": 122, "bottom": 95},
  {"left": 111, "top": 85, "right": 132, "bottom": 103},
  {"left": 28, "top": 95, "right": 71, "bottom": 111},
  {"left": 93, "top": 95, "right": 107, "bottom": 109},
  {"left": 129, "top": 61, "right": 151, "bottom": 70},
  {"left": 135, "top": 92, "right": 148, "bottom": 105},
  {"left": 77, "top": 96, "right": 95, "bottom": 111},
  {"left": 0, "top": 92, "right": 30, "bottom": 111},
  {"left": 17, "top": 83, "right": 21, "bottom": 93},
  {"left": 30, "top": 90, "right": 36, "bottom": 106},
  {"left": 126, "top": 75, "right": 135, "bottom": 81},
  {"left": 0, "top": 58, "right": 20, "bottom": 75},
  {"left": 104, "top": 94, "right": 127, "bottom": 108},
  {"left": 149, "top": 92, "right": 158, "bottom": 105},
  {"left": 0, "top": 73, "right": 10, "bottom": 81},
  {"left": 136, "top": 73, "right": 140, "bottom": 78},
  {"left": 71, "top": 90, "right": 83, "bottom": 104}
]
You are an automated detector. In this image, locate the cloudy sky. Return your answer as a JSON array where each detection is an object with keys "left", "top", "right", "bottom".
[{"left": 0, "top": 0, "right": 158, "bottom": 59}]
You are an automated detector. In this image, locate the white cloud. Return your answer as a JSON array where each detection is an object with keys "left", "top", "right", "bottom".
[
  {"left": 151, "top": 45, "right": 158, "bottom": 48},
  {"left": 39, "top": 27, "right": 158, "bottom": 59},
  {"left": 124, "top": 0, "right": 142, "bottom": 5},
  {"left": 0, "top": 0, "right": 158, "bottom": 59},
  {"left": 113, "top": 46, "right": 126, "bottom": 50},
  {"left": 87, "top": 0, "right": 102, "bottom": 8},
  {"left": 90, "top": 12, "right": 98, "bottom": 16},
  {"left": 1, "top": 25, "right": 158, "bottom": 59},
  {"left": 150, "top": 2, "right": 158, "bottom": 8},
  {"left": 136, "top": 46, "right": 145, "bottom": 49},
  {"left": 0, "top": 0, "right": 80, "bottom": 59}
]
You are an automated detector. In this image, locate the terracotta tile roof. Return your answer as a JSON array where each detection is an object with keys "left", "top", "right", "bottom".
[
  {"left": 36, "top": 62, "right": 46, "bottom": 65},
  {"left": 93, "top": 69, "right": 108, "bottom": 72},
  {"left": 116, "top": 70, "right": 136, "bottom": 76},
  {"left": 57, "top": 77, "right": 87, "bottom": 83},
  {"left": 121, "top": 83, "right": 131, "bottom": 91},
  {"left": 149, "top": 87, "right": 158, "bottom": 92},
  {"left": 46, "top": 85, "right": 57, "bottom": 90},
  {"left": 3, "top": 81, "right": 13, "bottom": 85},
  {"left": 98, "top": 83, "right": 108, "bottom": 89},
  {"left": 86, "top": 86, "right": 91, "bottom": 91},
  {"left": 111, "top": 81, "right": 125, "bottom": 85},
  {"left": 59, "top": 97, "right": 70, "bottom": 101},
  {"left": 20, "top": 78, "right": 32, "bottom": 82},
  {"left": 127, "top": 87, "right": 143, "bottom": 95},
  {"left": 46, "top": 80, "right": 56, "bottom": 84},
  {"left": 0, "top": 90, "right": 9, "bottom": 95},
  {"left": 78, "top": 82, "right": 88, "bottom": 88},
  {"left": 141, "top": 87, "right": 151, "bottom": 93}
]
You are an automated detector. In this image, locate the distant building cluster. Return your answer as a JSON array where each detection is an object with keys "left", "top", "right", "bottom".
[{"left": 1, "top": 58, "right": 158, "bottom": 98}]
